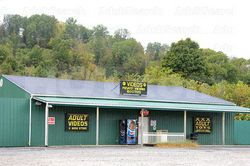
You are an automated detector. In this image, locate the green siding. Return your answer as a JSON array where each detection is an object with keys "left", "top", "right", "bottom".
[
  {"left": 30, "top": 104, "right": 235, "bottom": 146},
  {"left": 186, "top": 112, "right": 234, "bottom": 145},
  {"left": 0, "top": 76, "right": 30, "bottom": 146},
  {"left": 31, "top": 104, "right": 97, "bottom": 146},
  {"left": 31, "top": 101, "right": 45, "bottom": 146},
  {"left": 234, "top": 120, "right": 250, "bottom": 145},
  {"left": 187, "top": 112, "right": 221, "bottom": 145},
  {"left": 225, "top": 113, "right": 234, "bottom": 145},
  {"left": 99, "top": 108, "right": 139, "bottom": 145},
  {"left": 48, "top": 106, "right": 96, "bottom": 146},
  {"left": 0, "top": 77, "right": 30, "bottom": 98},
  {"left": 149, "top": 111, "right": 184, "bottom": 132}
]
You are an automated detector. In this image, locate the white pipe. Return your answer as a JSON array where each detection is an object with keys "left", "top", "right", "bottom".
[
  {"left": 96, "top": 107, "right": 99, "bottom": 145},
  {"left": 141, "top": 109, "right": 144, "bottom": 146},
  {"left": 184, "top": 110, "right": 187, "bottom": 140},
  {"left": 45, "top": 103, "right": 49, "bottom": 147},
  {"left": 222, "top": 112, "right": 225, "bottom": 145},
  {"left": 28, "top": 95, "right": 33, "bottom": 146}
]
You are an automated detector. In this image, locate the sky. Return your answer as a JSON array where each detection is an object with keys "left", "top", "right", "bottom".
[{"left": 0, "top": 0, "right": 249, "bottom": 59}]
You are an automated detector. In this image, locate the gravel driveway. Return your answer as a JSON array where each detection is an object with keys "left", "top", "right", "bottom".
[{"left": 0, "top": 146, "right": 250, "bottom": 166}]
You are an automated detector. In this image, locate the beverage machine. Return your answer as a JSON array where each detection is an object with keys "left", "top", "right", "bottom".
[{"left": 119, "top": 119, "right": 137, "bottom": 145}]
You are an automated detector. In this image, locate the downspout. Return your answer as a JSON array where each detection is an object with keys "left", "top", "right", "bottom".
[
  {"left": 45, "top": 102, "right": 49, "bottom": 147},
  {"left": 28, "top": 95, "right": 33, "bottom": 146}
]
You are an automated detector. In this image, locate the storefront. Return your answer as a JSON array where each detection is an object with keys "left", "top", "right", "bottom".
[{"left": 0, "top": 75, "right": 249, "bottom": 146}]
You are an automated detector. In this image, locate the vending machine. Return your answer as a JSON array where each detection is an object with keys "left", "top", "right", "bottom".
[
  {"left": 126, "top": 119, "right": 137, "bottom": 145},
  {"left": 119, "top": 120, "right": 127, "bottom": 145}
]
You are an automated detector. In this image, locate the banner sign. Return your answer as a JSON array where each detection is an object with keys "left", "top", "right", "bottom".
[
  {"left": 65, "top": 113, "right": 89, "bottom": 131},
  {"left": 194, "top": 117, "right": 212, "bottom": 134},
  {"left": 120, "top": 81, "right": 147, "bottom": 95}
]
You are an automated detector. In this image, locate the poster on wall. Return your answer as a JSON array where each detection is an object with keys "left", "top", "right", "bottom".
[
  {"left": 193, "top": 117, "right": 212, "bottom": 134},
  {"left": 65, "top": 113, "right": 89, "bottom": 131}
]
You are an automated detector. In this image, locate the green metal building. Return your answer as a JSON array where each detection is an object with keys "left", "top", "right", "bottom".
[{"left": 0, "top": 75, "right": 249, "bottom": 147}]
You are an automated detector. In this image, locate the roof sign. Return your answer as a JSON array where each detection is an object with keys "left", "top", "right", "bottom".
[{"left": 120, "top": 81, "right": 147, "bottom": 95}]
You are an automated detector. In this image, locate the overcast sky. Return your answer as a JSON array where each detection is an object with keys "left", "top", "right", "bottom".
[{"left": 0, "top": 0, "right": 249, "bottom": 59}]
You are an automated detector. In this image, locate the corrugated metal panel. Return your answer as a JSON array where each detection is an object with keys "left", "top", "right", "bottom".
[
  {"left": 149, "top": 111, "right": 184, "bottom": 132},
  {"left": 4, "top": 75, "right": 235, "bottom": 105},
  {"left": 31, "top": 101, "right": 45, "bottom": 146},
  {"left": 34, "top": 97, "right": 250, "bottom": 112},
  {"left": 187, "top": 112, "right": 226, "bottom": 145},
  {"left": 47, "top": 106, "right": 96, "bottom": 146},
  {"left": 225, "top": 113, "right": 234, "bottom": 145},
  {"left": 99, "top": 108, "right": 139, "bottom": 145},
  {"left": 0, "top": 77, "right": 30, "bottom": 146},
  {"left": 234, "top": 121, "right": 250, "bottom": 145},
  {"left": 0, "top": 77, "right": 30, "bottom": 98}
]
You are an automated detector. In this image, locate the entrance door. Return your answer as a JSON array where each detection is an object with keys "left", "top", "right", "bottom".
[{"left": 138, "top": 117, "right": 149, "bottom": 144}]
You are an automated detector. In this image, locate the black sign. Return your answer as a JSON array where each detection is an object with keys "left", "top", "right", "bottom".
[
  {"left": 120, "top": 81, "right": 147, "bottom": 95},
  {"left": 65, "top": 113, "right": 89, "bottom": 131},
  {"left": 194, "top": 117, "right": 212, "bottom": 134}
]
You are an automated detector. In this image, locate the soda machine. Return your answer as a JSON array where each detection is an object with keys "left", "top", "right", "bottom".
[
  {"left": 119, "top": 120, "right": 127, "bottom": 145},
  {"left": 119, "top": 119, "right": 138, "bottom": 145},
  {"left": 126, "top": 119, "right": 137, "bottom": 145}
]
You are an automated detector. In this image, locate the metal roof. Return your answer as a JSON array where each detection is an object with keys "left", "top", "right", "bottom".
[
  {"left": 3, "top": 75, "right": 235, "bottom": 105},
  {"left": 34, "top": 97, "right": 250, "bottom": 112}
]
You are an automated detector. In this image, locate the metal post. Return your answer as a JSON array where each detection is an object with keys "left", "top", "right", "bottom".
[
  {"left": 28, "top": 95, "right": 33, "bottom": 146},
  {"left": 222, "top": 112, "right": 225, "bottom": 145},
  {"left": 141, "top": 109, "right": 144, "bottom": 146},
  {"left": 45, "top": 103, "right": 49, "bottom": 147},
  {"left": 184, "top": 110, "right": 187, "bottom": 140},
  {"left": 96, "top": 107, "right": 99, "bottom": 145}
]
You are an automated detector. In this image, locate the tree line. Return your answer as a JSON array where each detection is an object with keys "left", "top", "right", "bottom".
[{"left": 0, "top": 14, "right": 249, "bottom": 119}]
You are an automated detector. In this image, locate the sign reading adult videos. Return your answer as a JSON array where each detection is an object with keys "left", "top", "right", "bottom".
[
  {"left": 120, "top": 81, "right": 147, "bottom": 95},
  {"left": 194, "top": 117, "right": 212, "bottom": 134},
  {"left": 65, "top": 113, "right": 89, "bottom": 131}
]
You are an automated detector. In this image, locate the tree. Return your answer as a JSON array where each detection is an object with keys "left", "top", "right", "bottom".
[
  {"left": 64, "top": 18, "right": 78, "bottom": 39},
  {"left": 162, "top": 38, "right": 206, "bottom": 82},
  {"left": 112, "top": 39, "right": 145, "bottom": 76},
  {"left": 146, "top": 42, "right": 169, "bottom": 62},
  {"left": 49, "top": 38, "right": 73, "bottom": 74},
  {"left": 0, "top": 44, "right": 11, "bottom": 64},
  {"left": 2, "top": 15, "right": 26, "bottom": 38},
  {"left": 114, "top": 29, "right": 130, "bottom": 40},
  {"left": 230, "top": 57, "right": 250, "bottom": 84},
  {"left": 92, "top": 25, "right": 109, "bottom": 38},
  {"left": 71, "top": 41, "right": 96, "bottom": 79},
  {"left": 88, "top": 26, "right": 111, "bottom": 66},
  {"left": 25, "top": 14, "right": 57, "bottom": 48}
]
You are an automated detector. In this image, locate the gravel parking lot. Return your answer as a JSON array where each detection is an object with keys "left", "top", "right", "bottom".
[{"left": 0, "top": 146, "right": 250, "bottom": 166}]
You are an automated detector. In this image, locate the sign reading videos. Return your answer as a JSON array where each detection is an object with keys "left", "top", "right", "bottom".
[
  {"left": 194, "top": 117, "right": 212, "bottom": 134},
  {"left": 65, "top": 113, "right": 88, "bottom": 131},
  {"left": 120, "top": 81, "right": 147, "bottom": 95}
]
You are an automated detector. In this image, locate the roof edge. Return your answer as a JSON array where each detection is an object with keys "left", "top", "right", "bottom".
[
  {"left": 32, "top": 94, "right": 236, "bottom": 106},
  {"left": 2, "top": 75, "right": 32, "bottom": 95},
  {"left": 33, "top": 97, "right": 250, "bottom": 113}
]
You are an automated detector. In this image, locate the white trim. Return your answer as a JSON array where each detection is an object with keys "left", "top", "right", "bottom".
[
  {"left": 31, "top": 94, "right": 235, "bottom": 106},
  {"left": 184, "top": 110, "right": 187, "bottom": 140},
  {"left": 222, "top": 112, "right": 225, "bottom": 145},
  {"left": 141, "top": 109, "right": 144, "bottom": 146},
  {"left": 45, "top": 103, "right": 49, "bottom": 147},
  {"left": 96, "top": 107, "right": 99, "bottom": 145},
  {"left": 0, "top": 78, "right": 3, "bottom": 87},
  {"left": 33, "top": 98, "right": 250, "bottom": 113},
  {"left": 28, "top": 95, "right": 33, "bottom": 146}
]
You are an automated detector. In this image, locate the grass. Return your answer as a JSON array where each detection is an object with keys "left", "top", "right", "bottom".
[{"left": 155, "top": 140, "right": 199, "bottom": 148}]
